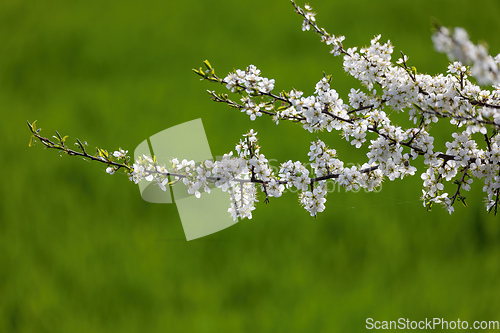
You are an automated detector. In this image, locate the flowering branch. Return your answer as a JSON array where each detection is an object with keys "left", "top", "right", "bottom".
[{"left": 28, "top": 1, "right": 500, "bottom": 219}]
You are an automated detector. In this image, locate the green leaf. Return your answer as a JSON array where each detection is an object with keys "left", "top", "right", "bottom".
[
  {"left": 97, "top": 148, "right": 109, "bottom": 159},
  {"left": 76, "top": 138, "right": 85, "bottom": 151},
  {"left": 203, "top": 59, "right": 212, "bottom": 70},
  {"left": 27, "top": 120, "right": 34, "bottom": 132},
  {"left": 412, "top": 103, "right": 423, "bottom": 111}
]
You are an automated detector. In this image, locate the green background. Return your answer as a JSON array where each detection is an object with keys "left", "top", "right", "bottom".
[{"left": 3, "top": 0, "right": 500, "bottom": 331}]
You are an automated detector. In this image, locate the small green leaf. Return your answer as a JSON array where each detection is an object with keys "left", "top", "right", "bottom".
[
  {"left": 30, "top": 120, "right": 38, "bottom": 133},
  {"left": 97, "top": 148, "right": 109, "bottom": 159},
  {"left": 29, "top": 135, "right": 35, "bottom": 147},
  {"left": 76, "top": 138, "right": 85, "bottom": 151},
  {"left": 27, "top": 120, "right": 34, "bottom": 132},
  {"left": 203, "top": 59, "right": 212, "bottom": 70},
  {"left": 412, "top": 103, "right": 424, "bottom": 111}
]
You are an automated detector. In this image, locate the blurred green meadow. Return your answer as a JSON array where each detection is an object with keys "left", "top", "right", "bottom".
[{"left": 3, "top": 0, "right": 500, "bottom": 331}]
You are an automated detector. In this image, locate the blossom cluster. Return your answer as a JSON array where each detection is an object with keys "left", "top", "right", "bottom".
[{"left": 432, "top": 26, "right": 500, "bottom": 85}]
